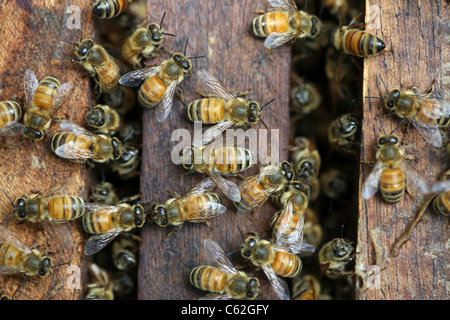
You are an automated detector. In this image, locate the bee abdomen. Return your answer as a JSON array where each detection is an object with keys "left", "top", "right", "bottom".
[
  {"left": 33, "top": 76, "right": 60, "bottom": 110},
  {"left": 82, "top": 211, "right": 115, "bottom": 234},
  {"left": 0, "top": 101, "right": 21, "bottom": 126},
  {"left": 190, "top": 266, "right": 227, "bottom": 293},
  {"left": 0, "top": 243, "right": 22, "bottom": 270},
  {"left": 92, "top": 0, "right": 127, "bottom": 19},
  {"left": 380, "top": 168, "right": 405, "bottom": 202},
  {"left": 343, "top": 30, "right": 386, "bottom": 57},
  {"left": 138, "top": 75, "right": 167, "bottom": 108},
  {"left": 251, "top": 12, "right": 289, "bottom": 38},
  {"left": 215, "top": 147, "right": 253, "bottom": 174},
  {"left": 432, "top": 191, "right": 450, "bottom": 216},
  {"left": 272, "top": 251, "right": 302, "bottom": 278},
  {"left": 47, "top": 196, "right": 87, "bottom": 222},
  {"left": 186, "top": 99, "right": 226, "bottom": 124}
]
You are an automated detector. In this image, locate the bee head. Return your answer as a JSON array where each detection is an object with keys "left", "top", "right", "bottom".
[
  {"left": 25, "top": 253, "right": 52, "bottom": 278},
  {"left": 148, "top": 23, "right": 165, "bottom": 44},
  {"left": 85, "top": 106, "right": 106, "bottom": 128},
  {"left": 247, "top": 102, "right": 261, "bottom": 124},
  {"left": 151, "top": 204, "right": 168, "bottom": 227},
  {"left": 377, "top": 134, "right": 399, "bottom": 147},
  {"left": 180, "top": 146, "right": 195, "bottom": 172},
  {"left": 23, "top": 127, "right": 45, "bottom": 141},
  {"left": 291, "top": 180, "right": 311, "bottom": 198},
  {"left": 133, "top": 205, "right": 145, "bottom": 228},
  {"left": 173, "top": 53, "right": 192, "bottom": 71},
  {"left": 309, "top": 15, "right": 321, "bottom": 38},
  {"left": 111, "top": 137, "right": 123, "bottom": 160},
  {"left": 280, "top": 161, "right": 295, "bottom": 182},
  {"left": 246, "top": 277, "right": 260, "bottom": 300},
  {"left": 38, "top": 257, "right": 53, "bottom": 277},
  {"left": 384, "top": 89, "right": 401, "bottom": 110},
  {"left": 338, "top": 114, "right": 359, "bottom": 137},
  {"left": 73, "top": 39, "right": 94, "bottom": 58},
  {"left": 332, "top": 238, "right": 355, "bottom": 261},
  {"left": 240, "top": 232, "right": 258, "bottom": 259},
  {"left": 13, "top": 197, "right": 27, "bottom": 220}
]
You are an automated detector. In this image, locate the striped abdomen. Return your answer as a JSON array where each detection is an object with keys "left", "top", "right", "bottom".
[
  {"left": 138, "top": 75, "right": 167, "bottom": 108},
  {"left": 186, "top": 98, "right": 226, "bottom": 124},
  {"left": 82, "top": 210, "right": 117, "bottom": 234},
  {"left": 47, "top": 196, "right": 87, "bottom": 222},
  {"left": 340, "top": 29, "right": 386, "bottom": 57},
  {"left": 0, "top": 101, "right": 21, "bottom": 127},
  {"left": 0, "top": 243, "right": 25, "bottom": 272},
  {"left": 51, "top": 132, "right": 92, "bottom": 161},
  {"left": 212, "top": 147, "right": 253, "bottom": 175},
  {"left": 380, "top": 167, "right": 405, "bottom": 202},
  {"left": 270, "top": 249, "right": 302, "bottom": 278},
  {"left": 432, "top": 191, "right": 450, "bottom": 216},
  {"left": 272, "top": 204, "right": 305, "bottom": 239},
  {"left": 190, "top": 266, "right": 227, "bottom": 294},
  {"left": 235, "top": 177, "right": 269, "bottom": 212},
  {"left": 95, "top": 58, "right": 120, "bottom": 91},
  {"left": 251, "top": 11, "right": 289, "bottom": 38},
  {"left": 416, "top": 99, "right": 450, "bottom": 128},
  {"left": 178, "top": 193, "right": 222, "bottom": 221},
  {"left": 32, "top": 76, "right": 60, "bottom": 110},
  {"left": 92, "top": 0, "right": 127, "bottom": 19}
]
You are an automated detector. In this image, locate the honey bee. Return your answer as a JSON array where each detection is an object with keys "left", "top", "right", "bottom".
[
  {"left": 92, "top": 0, "right": 127, "bottom": 19},
  {"left": 302, "top": 207, "right": 323, "bottom": 249},
  {"left": 250, "top": 0, "right": 322, "bottom": 49},
  {"left": 81, "top": 201, "right": 145, "bottom": 255},
  {"left": 121, "top": 12, "right": 173, "bottom": 68},
  {"left": 240, "top": 230, "right": 314, "bottom": 300},
  {"left": 111, "top": 235, "right": 139, "bottom": 271},
  {"left": 234, "top": 161, "right": 295, "bottom": 216},
  {"left": 22, "top": 69, "right": 73, "bottom": 141},
  {"left": 151, "top": 178, "right": 227, "bottom": 239},
  {"left": 178, "top": 142, "right": 254, "bottom": 202},
  {"left": 327, "top": 113, "right": 360, "bottom": 156},
  {"left": 109, "top": 142, "right": 140, "bottom": 180},
  {"left": 291, "top": 136, "right": 321, "bottom": 182},
  {"left": 270, "top": 180, "right": 310, "bottom": 242},
  {"left": 0, "top": 101, "right": 23, "bottom": 137},
  {"left": 382, "top": 81, "right": 450, "bottom": 147},
  {"left": 85, "top": 262, "right": 114, "bottom": 300},
  {"left": 190, "top": 239, "right": 260, "bottom": 300},
  {"left": 0, "top": 225, "right": 53, "bottom": 278},
  {"left": 430, "top": 179, "right": 450, "bottom": 216},
  {"left": 318, "top": 237, "right": 355, "bottom": 279},
  {"left": 320, "top": 169, "right": 349, "bottom": 200},
  {"left": 186, "top": 70, "right": 262, "bottom": 131},
  {"left": 84, "top": 104, "right": 121, "bottom": 135},
  {"left": 291, "top": 274, "right": 327, "bottom": 300},
  {"left": 72, "top": 39, "right": 126, "bottom": 94},
  {"left": 289, "top": 79, "right": 322, "bottom": 117},
  {"left": 119, "top": 50, "right": 193, "bottom": 122},
  {"left": 50, "top": 120, "right": 123, "bottom": 165},
  {"left": 362, "top": 134, "right": 429, "bottom": 203},
  {"left": 89, "top": 182, "right": 119, "bottom": 206},
  {"left": 333, "top": 11, "right": 389, "bottom": 57}
]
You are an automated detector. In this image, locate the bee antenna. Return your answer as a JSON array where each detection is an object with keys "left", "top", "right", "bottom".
[
  {"left": 160, "top": 11, "right": 166, "bottom": 27},
  {"left": 389, "top": 118, "right": 406, "bottom": 135},
  {"left": 260, "top": 98, "right": 275, "bottom": 111},
  {"left": 2, "top": 188, "right": 14, "bottom": 207},
  {"left": 184, "top": 36, "right": 189, "bottom": 56},
  {"left": 364, "top": 96, "right": 384, "bottom": 99},
  {"left": 60, "top": 39, "right": 76, "bottom": 45},
  {"left": 52, "top": 261, "right": 70, "bottom": 269},
  {"left": 9, "top": 139, "right": 26, "bottom": 150},
  {"left": 377, "top": 74, "right": 389, "bottom": 93},
  {"left": 0, "top": 213, "right": 14, "bottom": 225},
  {"left": 260, "top": 118, "right": 268, "bottom": 130},
  {"left": 164, "top": 33, "right": 176, "bottom": 37},
  {"left": 188, "top": 55, "right": 207, "bottom": 60},
  {"left": 226, "top": 248, "right": 240, "bottom": 256},
  {"left": 340, "top": 225, "right": 345, "bottom": 238}
]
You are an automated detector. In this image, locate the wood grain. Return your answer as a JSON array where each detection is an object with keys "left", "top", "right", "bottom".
[
  {"left": 356, "top": 0, "right": 449, "bottom": 300},
  {"left": 138, "top": 0, "right": 291, "bottom": 300},
  {"left": 0, "top": 0, "right": 94, "bottom": 300}
]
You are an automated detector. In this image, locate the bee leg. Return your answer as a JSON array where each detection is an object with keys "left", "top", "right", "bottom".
[
  {"left": 405, "top": 185, "right": 414, "bottom": 198},
  {"left": 124, "top": 233, "right": 142, "bottom": 242},
  {"left": 202, "top": 220, "right": 211, "bottom": 231},
  {"left": 165, "top": 225, "right": 182, "bottom": 241},
  {"left": 236, "top": 173, "right": 246, "bottom": 180},
  {"left": 233, "top": 90, "right": 251, "bottom": 98},
  {"left": 362, "top": 160, "right": 376, "bottom": 167},
  {"left": 176, "top": 88, "right": 185, "bottom": 104},
  {"left": 348, "top": 12, "right": 365, "bottom": 28}
]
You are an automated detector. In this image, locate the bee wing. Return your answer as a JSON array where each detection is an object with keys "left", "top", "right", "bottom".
[
  {"left": 203, "top": 239, "right": 239, "bottom": 275},
  {"left": 408, "top": 119, "right": 443, "bottom": 147},
  {"left": 83, "top": 228, "right": 125, "bottom": 256},
  {"left": 0, "top": 226, "right": 32, "bottom": 254},
  {"left": 184, "top": 177, "right": 217, "bottom": 196},
  {"left": 195, "top": 121, "right": 237, "bottom": 147},
  {"left": 182, "top": 202, "right": 227, "bottom": 223},
  {"left": 402, "top": 161, "right": 431, "bottom": 195},
  {"left": 268, "top": 0, "right": 298, "bottom": 12},
  {"left": 52, "top": 82, "right": 74, "bottom": 110},
  {"left": 197, "top": 70, "right": 238, "bottom": 102},
  {"left": 362, "top": 161, "right": 383, "bottom": 200},
  {"left": 204, "top": 169, "right": 241, "bottom": 202},
  {"left": 119, "top": 65, "right": 161, "bottom": 87},
  {"left": 416, "top": 97, "right": 450, "bottom": 119},
  {"left": 23, "top": 69, "right": 39, "bottom": 109},
  {"left": 264, "top": 31, "right": 297, "bottom": 49},
  {"left": 156, "top": 80, "right": 178, "bottom": 122},
  {"left": 53, "top": 139, "right": 100, "bottom": 160},
  {"left": 431, "top": 180, "right": 450, "bottom": 193},
  {"left": 261, "top": 264, "right": 290, "bottom": 300},
  {"left": 199, "top": 293, "right": 234, "bottom": 300},
  {"left": 0, "top": 121, "right": 26, "bottom": 137},
  {"left": 275, "top": 198, "right": 304, "bottom": 245},
  {"left": 58, "top": 120, "right": 96, "bottom": 137}
]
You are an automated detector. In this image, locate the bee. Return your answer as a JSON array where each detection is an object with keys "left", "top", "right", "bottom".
[
  {"left": 289, "top": 79, "right": 322, "bottom": 117},
  {"left": 151, "top": 178, "right": 227, "bottom": 239},
  {"left": 72, "top": 39, "right": 126, "bottom": 94},
  {"left": 270, "top": 180, "right": 310, "bottom": 242},
  {"left": 50, "top": 120, "right": 123, "bottom": 165},
  {"left": 240, "top": 230, "right": 315, "bottom": 300},
  {"left": 320, "top": 169, "right": 349, "bottom": 200},
  {"left": 81, "top": 201, "right": 145, "bottom": 255},
  {"left": 92, "top": 0, "right": 127, "bottom": 19},
  {"left": 22, "top": 69, "right": 72, "bottom": 141},
  {"left": 291, "top": 136, "right": 321, "bottom": 182},
  {"left": 291, "top": 274, "right": 324, "bottom": 300},
  {"left": 121, "top": 12, "right": 172, "bottom": 68},
  {"left": 333, "top": 11, "right": 389, "bottom": 57},
  {"left": 430, "top": 179, "right": 450, "bottom": 216},
  {"left": 302, "top": 207, "right": 323, "bottom": 248},
  {"left": 0, "top": 225, "right": 53, "bottom": 278},
  {"left": 190, "top": 239, "right": 260, "bottom": 300},
  {"left": 111, "top": 235, "right": 139, "bottom": 271},
  {"left": 362, "top": 134, "right": 429, "bottom": 203},
  {"left": 250, "top": 0, "right": 322, "bottom": 49},
  {"left": 318, "top": 237, "right": 355, "bottom": 279},
  {"left": 89, "top": 182, "right": 119, "bottom": 206},
  {"left": 85, "top": 262, "right": 114, "bottom": 300},
  {"left": 178, "top": 142, "right": 254, "bottom": 202},
  {"left": 109, "top": 142, "right": 140, "bottom": 180},
  {"left": 119, "top": 50, "right": 193, "bottom": 122},
  {"left": 234, "top": 161, "right": 295, "bottom": 216},
  {"left": 0, "top": 101, "right": 23, "bottom": 137},
  {"left": 382, "top": 81, "right": 450, "bottom": 147},
  {"left": 186, "top": 70, "right": 262, "bottom": 131},
  {"left": 112, "top": 270, "right": 136, "bottom": 298},
  {"left": 327, "top": 113, "right": 360, "bottom": 156},
  {"left": 84, "top": 104, "right": 121, "bottom": 135}
]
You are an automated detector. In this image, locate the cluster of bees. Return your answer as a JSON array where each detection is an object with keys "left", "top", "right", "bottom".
[{"left": 0, "top": 0, "right": 448, "bottom": 300}]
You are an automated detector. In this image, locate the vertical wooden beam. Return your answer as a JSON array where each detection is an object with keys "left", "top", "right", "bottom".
[
  {"left": 357, "top": 0, "right": 449, "bottom": 299},
  {"left": 0, "top": 0, "right": 93, "bottom": 300},
  {"left": 139, "top": 0, "right": 290, "bottom": 299}
]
